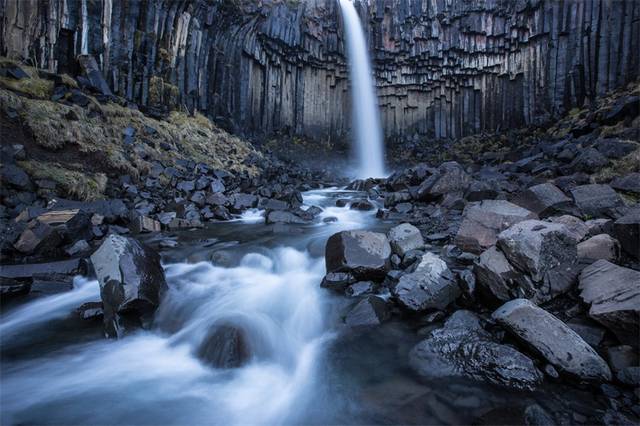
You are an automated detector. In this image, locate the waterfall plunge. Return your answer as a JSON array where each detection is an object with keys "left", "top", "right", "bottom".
[{"left": 338, "top": 0, "right": 385, "bottom": 179}]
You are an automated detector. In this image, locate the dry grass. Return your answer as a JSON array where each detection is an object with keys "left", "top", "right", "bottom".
[
  {"left": 18, "top": 160, "right": 108, "bottom": 201},
  {"left": 593, "top": 148, "right": 640, "bottom": 183}
]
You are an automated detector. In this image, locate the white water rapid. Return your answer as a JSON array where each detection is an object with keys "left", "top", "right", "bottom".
[{"left": 338, "top": 0, "right": 386, "bottom": 179}]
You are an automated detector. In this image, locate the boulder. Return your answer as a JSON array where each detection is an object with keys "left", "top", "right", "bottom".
[
  {"left": 454, "top": 200, "right": 537, "bottom": 254},
  {"left": 409, "top": 310, "right": 542, "bottom": 390},
  {"left": 0, "top": 163, "right": 32, "bottom": 190},
  {"left": 349, "top": 199, "right": 375, "bottom": 210},
  {"left": 14, "top": 220, "right": 62, "bottom": 254},
  {"left": 493, "top": 299, "right": 612, "bottom": 381},
  {"left": 198, "top": 324, "right": 250, "bottom": 368},
  {"left": 474, "top": 246, "right": 537, "bottom": 303},
  {"left": 415, "top": 161, "right": 471, "bottom": 200},
  {"left": 320, "top": 271, "right": 356, "bottom": 292},
  {"left": 344, "top": 296, "right": 390, "bottom": 327},
  {"left": 594, "top": 139, "right": 638, "bottom": 159},
  {"left": 610, "top": 173, "right": 640, "bottom": 196},
  {"left": 512, "top": 183, "right": 572, "bottom": 218},
  {"left": 129, "top": 215, "right": 161, "bottom": 234},
  {"left": 90, "top": 234, "right": 168, "bottom": 338},
  {"left": 387, "top": 223, "right": 424, "bottom": 257},
  {"left": 265, "top": 210, "right": 308, "bottom": 225},
  {"left": 229, "top": 193, "right": 258, "bottom": 212},
  {"left": 570, "top": 184, "right": 626, "bottom": 219},
  {"left": 549, "top": 215, "right": 589, "bottom": 241},
  {"left": 497, "top": 220, "right": 577, "bottom": 283},
  {"left": 345, "top": 281, "right": 374, "bottom": 297},
  {"left": 577, "top": 234, "right": 620, "bottom": 263},
  {"left": 569, "top": 148, "right": 609, "bottom": 172},
  {"left": 393, "top": 252, "right": 460, "bottom": 312},
  {"left": 613, "top": 209, "right": 639, "bottom": 259},
  {"left": 325, "top": 230, "right": 391, "bottom": 281},
  {"left": 167, "top": 218, "right": 203, "bottom": 230},
  {"left": 579, "top": 260, "right": 640, "bottom": 346}
]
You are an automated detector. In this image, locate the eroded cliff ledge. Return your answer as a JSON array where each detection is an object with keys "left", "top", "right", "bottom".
[{"left": 2, "top": 0, "right": 638, "bottom": 142}]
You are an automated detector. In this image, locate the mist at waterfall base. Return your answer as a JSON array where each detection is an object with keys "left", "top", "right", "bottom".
[{"left": 339, "top": 0, "right": 386, "bottom": 180}]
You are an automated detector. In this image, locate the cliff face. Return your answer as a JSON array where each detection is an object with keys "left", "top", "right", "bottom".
[{"left": 2, "top": 0, "right": 638, "bottom": 143}]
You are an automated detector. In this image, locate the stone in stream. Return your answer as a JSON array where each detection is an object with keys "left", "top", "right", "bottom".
[
  {"left": 265, "top": 210, "right": 308, "bottom": 225},
  {"left": 320, "top": 271, "right": 357, "bottom": 292},
  {"left": 613, "top": 208, "right": 639, "bottom": 259},
  {"left": 90, "top": 234, "right": 168, "bottom": 338},
  {"left": 577, "top": 234, "right": 620, "bottom": 263},
  {"left": 198, "top": 324, "right": 250, "bottom": 368},
  {"left": 344, "top": 296, "right": 390, "bottom": 327},
  {"left": 454, "top": 200, "right": 537, "bottom": 254},
  {"left": 579, "top": 260, "right": 640, "bottom": 347},
  {"left": 393, "top": 252, "right": 460, "bottom": 312},
  {"left": 511, "top": 183, "right": 573, "bottom": 218},
  {"left": 387, "top": 223, "right": 424, "bottom": 257},
  {"left": 492, "top": 299, "right": 612, "bottom": 381},
  {"left": 228, "top": 193, "right": 258, "bottom": 213},
  {"left": 325, "top": 230, "right": 391, "bottom": 281},
  {"left": 409, "top": 310, "right": 542, "bottom": 390}
]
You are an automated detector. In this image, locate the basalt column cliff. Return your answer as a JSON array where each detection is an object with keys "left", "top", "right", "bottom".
[{"left": 2, "top": 0, "right": 638, "bottom": 141}]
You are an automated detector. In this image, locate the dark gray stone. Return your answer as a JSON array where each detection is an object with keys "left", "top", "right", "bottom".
[{"left": 325, "top": 230, "right": 391, "bottom": 281}]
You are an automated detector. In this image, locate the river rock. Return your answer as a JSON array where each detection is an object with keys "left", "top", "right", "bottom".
[
  {"left": 198, "top": 324, "right": 250, "bottom": 368},
  {"left": 325, "top": 230, "right": 391, "bottom": 281},
  {"left": 454, "top": 200, "right": 537, "bottom": 254},
  {"left": 577, "top": 234, "right": 620, "bottom": 263},
  {"left": 14, "top": 220, "right": 62, "bottom": 254},
  {"left": 393, "top": 252, "right": 460, "bottom": 312},
  {"left": 90, "top": 234, "right": 168, "bottom": 338},
  {"left": 129, "top": 215, "right": 161, "bottom": 234},
  {"left": 613, "top": 208, "right": 639, "bottom": 259},
  {"left": 570, "top": 184, "right": 626, "bottom": 219},
  {"left": 579, "top": 260, "right": 640, "bottom": 346},
  {"left": 497, "top": 220, "right": 577, "bottom": 283},
  {"left": 512, "top": 183, "right": 573, "bottom": 218},
  {"left": 474, "top": 246, "right": 536, "bottom": 303},
  {"left": 409, "top": 310, "right": 542, "bottom": 390},
  {"left": 265, "top": 210, "right": 308, "bottom": 225},
  {"left": 320, "top": 271, "right": 356, "bottom": 292},
  {"left": 344, "top": 296, "right": 390, "bottom": 327},
  {"left": 493, "top": 299, "right": 612, "bottom": 381},
  {"left": 387, "top": 223, "right": 424, "bottom": 256}
]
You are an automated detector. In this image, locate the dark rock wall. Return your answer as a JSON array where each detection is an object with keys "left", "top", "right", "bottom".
[{"left": 1, "top": 0, "right": 638, "bottom": 142}]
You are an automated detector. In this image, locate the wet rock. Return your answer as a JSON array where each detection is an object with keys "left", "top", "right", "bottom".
[
  {"left": 387, "top": 223, "right": 424, "bottom": 257},
  {"left": 409, "top": 310, "right": 542, "bottom": 390},
  {"left": 570, "top": 184, "right": 626, "bottom": 219},
  {"left": 344, "top": 296, "right": 390, "bottom": 327},
  {"left": 524, "top": 404, "right": 556, "bottom": 426},
  {"left": 345, "top": 281, "right": 374, "bottom": 297},
  {"left": 497, "top": 220, "right": 577, "bottom": 283},
  {"left": 90, "top": 234, "right": 168, "bottom": 338},
  {"left": 613, "top": 209, "right": 640, "bottom": 259},
  {"left": 393, "top": 252, "right": 460, "bottom": 312},
  {"left": 512, "top": 183, "right": 572, "bottom": 218},
  {"left": 474, "top": 246, "right": 536, "bottom": 303},
  {"left": 0, "top": 279, "right": 31, "bottom": 299},
  {"left": 577, "top": 234, "right": 620, "bottom": 263},
  {"left": 229, "top": 193, "right": 258, "bottom": 212},
  {"left": 349, "top": 199, "right": 374, "bottom": 211},
  {"left": 258, "top": 198, "right": 289, "bottom": 211},
  {"left": 265, "top": 210, "right": 308, "bottom": 225},
  {"left": 415, "top": 161, "right": 471, "bottom": 201},
  {"left": 579, "top": 260, "right": 640, "bottom": 346},
  {"left": 0, "top": 258, "right": 85, "bottom": 280},
  {"left": 198, "top": 324, "right": 250, "bottom": 368},
  {"left": 65, "top": 239, "right": 90, "bottom": 256},
  {"left": 320, "top": 271, "right": 356, "bottom": 292},
  {"left": 549, "top": 215, "right": 589, "bottom": 241},
  {"left": 325, "top": 230, "right": 391, "bottom": 281},
  {"left": 454, "top": 200, "right": 537, "bottom": 254},
  {"left": 493, "top": 299, "right": 612, "bottom": 381},
  {"left": 76, "top": 302, "right": 104, "bottom": 321},
  {"left": 167, "top": 218, "right": 203, "bottom": 230}
]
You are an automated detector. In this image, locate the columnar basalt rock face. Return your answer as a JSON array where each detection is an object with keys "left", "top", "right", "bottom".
[{"left": 2, "top": 0, "right": 638, "bottom": 142}]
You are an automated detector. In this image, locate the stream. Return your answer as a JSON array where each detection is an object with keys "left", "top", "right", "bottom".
[{"left": 0, "top": 189, "right": 604, "bottom": 425}]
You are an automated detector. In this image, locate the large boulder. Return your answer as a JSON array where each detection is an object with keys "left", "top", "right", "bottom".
[
  {"left": 497, "top": 220, "right": 577, "bottom": 283},
  {"left": 570, "top": 184, "right": 626, "bottom": 219},
  {"left": 13, "top": 220, "right": 62, "bottom": 254},
  {"left": 409, "top": 310, "right": 542, "bottom": 390},
  {"left": 387, "top": 223, "right": 424, "bottom": 256},
  {"left": 579, "top": 260, "right": 640, "bottom": 347},
  {"left": 512, "top": 183, "right": 573, "bottom": 218},
  {"left": 325, "top": 230, "right": 391, "bottom": 281},
  {"left": 415, "top": 161, "right": 471, "bottom": 201},
  {"left": 474, "top": 246, "right": 536, "bottom": 303},
  {"left": 393, "top": 252, "right": 460, "bottom": 312},
  {"left": 454, "top": 200, "right": 537, "bottom": 254},
  {"left": 344, "top": 296, "right": 390, "bottom": 327},
  {"left": 90, "top": 234, "right": 168, "bottom": 338},
  {"left": 613, "top": 208, "right": 639, "bottom": 259},
  {"left": 493, "top": 299, "right": 612, "bottom": 381}
]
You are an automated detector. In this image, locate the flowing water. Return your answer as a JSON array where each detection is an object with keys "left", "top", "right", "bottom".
[
  {"left": 0, "top": 190, "right": 606, "bottom": 425},
  {"left": 338, "top": 0, "right": 386, "bottom": 179}
]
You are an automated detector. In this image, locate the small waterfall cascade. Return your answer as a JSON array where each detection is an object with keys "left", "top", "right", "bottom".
[{"left": 338, "top": 0, "right": 385, "bottom": 179}]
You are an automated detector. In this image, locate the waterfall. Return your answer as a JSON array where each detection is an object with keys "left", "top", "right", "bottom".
[{"left": 338, "top": 0, "right": 385, "bottom": 179}]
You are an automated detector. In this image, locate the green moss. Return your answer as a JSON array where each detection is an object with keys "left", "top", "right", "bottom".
[{"left": 593, "top": 148, "right": 640, "bottom": 183}]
